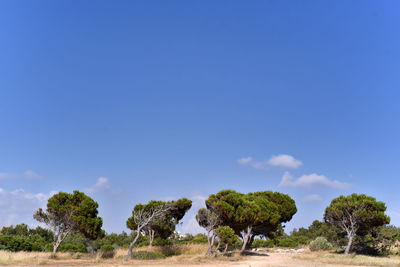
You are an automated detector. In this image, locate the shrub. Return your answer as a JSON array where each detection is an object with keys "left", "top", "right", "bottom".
[
  {"left": 252, "top": 238, "right": 274, "bottom": 248},
  {"left": 99, "top": 244, "right": 115, "bottom": 258},
  {"left": 190, "top": 234, "right": 208, "bottom": 244},
  {"left": 309, "top": 237, "right": 333, "bottom": 251},
  {"left": 58, "top": 242, "right": 87, "bottom": 253},
  {"left": 278, "top": 237, "right": 298, "bottom": 248},
  {"left": 130, "top": 251, "right": 166, "bottom": 260}
]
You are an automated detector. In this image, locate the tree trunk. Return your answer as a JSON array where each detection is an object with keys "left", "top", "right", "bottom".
[
  {"left": 206, "top": 232, "right": 216, "bottom": 256},
  {"left": 223, "top": 243, "right": 228, "bottom": 253},
  {"left": 344, "top": 233, "right": 354, "bottom": 255},
  {"left": 214, "top": 241, "right": 220, "bottom": 255},
  {"left": 240, "top": 226, "right": 253, "bottom": 254},
  {"left": 245, "top": 234, "right": 255, "bottom": 250},
  {"left": 126, "top": 230, "right": 141, "bottom": 259},
  {"left": 53, "top": 230, "right": 69, "bottom": 254},
  {"left": 149, "top": 230, "right": 155, "bottom": 247}
]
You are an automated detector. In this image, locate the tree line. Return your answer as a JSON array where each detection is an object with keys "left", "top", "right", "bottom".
[{"left": 0, "top": 189, "right": 398, "bottom": 257}]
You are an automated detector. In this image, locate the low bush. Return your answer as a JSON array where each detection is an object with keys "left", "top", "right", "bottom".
[
  {"left": 309, "top": 237, "right": 333, "bottom": 251},
  {"left": 130, "top": 251, "right": 166, "bottom": 260},
  {"left": 252, "top": 238, "right": 274, "bottom": 248},
  {"left": 99, "top": 244, "right": 115, "bottom": 258},
  {"left": 278, "top": 237, "right": 299, "bottom": 248}
]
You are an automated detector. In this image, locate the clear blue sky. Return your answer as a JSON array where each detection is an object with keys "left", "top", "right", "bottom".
[{"left": 0, "top": 0, "right": 399, "bottom": 234}]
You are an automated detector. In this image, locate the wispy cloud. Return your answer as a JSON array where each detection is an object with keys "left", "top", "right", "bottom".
[
  {"left": 86, "top": 177, "right": 110, "bottom": 194},
  {"left": 267, "top": 154, "right": 303, "bottom": 169},
  {"left": 0, "top": 170, "right": 42, "bottom": 180},
  {"left": 0, "top": 188, "right": 56, "bottom": 227},
  {"left": 303, "top": 194, "right": 322, "bottom": 202},
  {"left": 0, "top": 173, "right": 17, "bottom": 179},
  {"left": 23, "top": 170, "right": 42, "bottom": 180},
  {"left": 279, "top": 171, "right": 350, "bottom": 190},
  {"left": 177, "top": 195, "right": 207, "bottom": 235},
  {"left": 237, "top": 154, "right": 302, "bottom": 169}
]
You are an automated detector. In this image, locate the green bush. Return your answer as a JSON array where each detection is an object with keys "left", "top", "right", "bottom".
[
  {"left": 252, "top": 238, "right": 274, "bottom": 248},
  {"left": 130, "top": 251, "right": 166, "bottom": 260},
  {"left": 99, "top": 244, "right": 115, "bottom": 258},
  {"left": 190, "top": 233, "right": 208, "bottom": 244},
  {"left": 278, "top": 237, "right": 298, "bottom": 248},
  {"left": 309, "top": 237, "right": 333, "bottom": 251},
  {"left": 58, "top": 242, "right": 86, "bottom": 253}
]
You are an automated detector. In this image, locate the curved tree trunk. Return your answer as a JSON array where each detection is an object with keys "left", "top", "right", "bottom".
[
  {"left": 245, "top": 234, "right": 255, "bottom": 250},
  {"left": 148, "top": 230, "right": 155, "bottom": 247},
  {"left": 126, "top": 231, "right": 141, "bottom": 259},
  {"left": 240, "top": 226, "right": 253, "bottom": 254},
  {"left": 344, "top": 233, "right": 354, "bottom": 255},
  {"left": 206, "top": 232, "right": 216, "bottom": 256},
  {"left": 223, "top": 243, "right": 228, "bottom": 253}
]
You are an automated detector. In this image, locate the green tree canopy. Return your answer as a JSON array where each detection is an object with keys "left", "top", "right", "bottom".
[
  {"left": 34, "top": 190, "right": 103, "bottom": 253},
  {"left": 205, "top": 189, "right": 297, "bottom": 253},
  {"left": 127, "top": 198, "right": 192, "bottom": 246},
  {"left": 324, "top": 193, "right": 390, "bottom": 255}
]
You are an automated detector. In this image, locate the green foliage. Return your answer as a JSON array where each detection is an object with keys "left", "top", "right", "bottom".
[
  {"left": 190, "top": 233, "right": 208, "bottom": 244},
  {"left": 251, "top": 238, "right": 274, "bottom": 248},
  {"left": 126, "top": 198, "right": 192, "bottom": 241},
  {"left": 277, "top": 237, "right": 299, "bottom": 248},
  {"left": 58, "top": 242, "right": 86, "bottom": 253},
  {"left": 204, "top": 189, "right": 297, "bottom": 251},
  {"left": 36, "top": 191, "right": 103, "bottom": 240},
  {"left": 290, "top": 220, "right": 345, "bottom": 247},
  {"left": 0, "top": 224, "right": 54, "bottom": 252},
  {"left": 99, "top": 244, "right": 115, "bottom": 258},
  {"left": 309, "top": 237, "right": 333, "bottom": 251},
  {"left": 352, "top": 225, "right": 400, "bottom": 255},
  {"left": 324, "top": 194, "right": 390, "bottom": 236},
  {"left": 324, "top": 193, "right": 390, "bottom": 254},
  {"left": 215, "top": 226, "right": 235, "bottom": 247},
  {"left": 130, "top": 251, "right": 166, "bottom": 260},
  {"left": 0, "top": 235, "right": 33, "bottom": 251}
]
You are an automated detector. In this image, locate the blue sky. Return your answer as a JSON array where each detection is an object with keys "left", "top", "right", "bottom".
[{"left": 0, "top": 0, "right": 399, "bottom": 234}]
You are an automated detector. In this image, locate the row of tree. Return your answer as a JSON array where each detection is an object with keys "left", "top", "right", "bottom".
[{"left": 0, "top": 189, "right": 394, "bottom": 257}]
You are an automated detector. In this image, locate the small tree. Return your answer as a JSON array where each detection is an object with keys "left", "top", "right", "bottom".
[
  {"left": 33, "top": 191, "right": 103, "bottom": 254},
  {"left": 143, "top": 198, "right": 192, "bottom": 246},
  {"left": 215, "top": 226, "right": 235, "bottom": 253},
  {"left": 196, "top": 208, "right": 220, "bottom": 256},
  {"left": 324, "top": 193, "right": 390, "bottom": 255},
  {"left": 126, "top": 203, "right": 171, "bottom": 259},
  {"left": 205, "top": 190, "right": 297, "bottom": 254}
]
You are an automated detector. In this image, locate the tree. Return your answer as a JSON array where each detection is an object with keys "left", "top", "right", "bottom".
[
  {"left": 33, "top": 191, "right": 103, "bottom": 254},
  {"left": 215, "top": 226, "right": 235, "bottom": 253},
  {"left": 205, "top": 189, "right": 297, "bottom": 253},
  {"left": 143, "top": 198, "right": 192, "bottom": 246},
  {"left": 126, "top": 203, "right": 171, "bottom": 258},
  {"left": 324, "top": 193, "right": 390, "bottom": 255},
  {"left": 196, "top": 208, "right": 220, "bottom": 256}
]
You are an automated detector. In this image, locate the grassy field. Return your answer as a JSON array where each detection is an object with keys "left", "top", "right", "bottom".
[{"left": 0, "top": 245, "right": 399, "bottom": 267}]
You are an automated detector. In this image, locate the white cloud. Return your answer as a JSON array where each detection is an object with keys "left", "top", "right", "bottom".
[
  {"left": 86, "top": 177, "right": 110, "bottom": 194},
  {"left": 267, "top": 154, "right": 302, "bottom": 169},
  {"left": 237, "top": 154, "right": 302, "bottom": 169},
  {"left": 23, "top": 170, "right": 42, "bottom": 179},
  {"left": 0, "top": 188, "right": 55, "bottom": 227},
  {"left": 388, "top": 211, "right": 400, "bottom": 218},
  {"left": 237, "top": 157, "right": 267, "bottom": 169},
  {"left": 237, "top": 157, "right": 253, "bottom": 165},
  {"left": 0, "top": 173, "right": 16, "bottom": 179},
  {"left": 279, "top": 171, "right": 350, "bottom": 190},
  {"left": 177, "top": 195, "right": 207, "bottom": 235},
  {"left": 303, "top": 194, "right": 322, "bottom": 202}
]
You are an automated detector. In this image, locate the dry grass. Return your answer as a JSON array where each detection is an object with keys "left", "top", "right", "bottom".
[
  {"left": 293, "top": 251, "right": 400, "bottom": 267},
  {"left": 1, "top": 246, "right": 399, "bottom": 266}
]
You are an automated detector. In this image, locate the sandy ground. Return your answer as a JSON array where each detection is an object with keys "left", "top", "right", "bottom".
[{"left": 3, "top": 252, "right": 397, "bottom": 267}]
